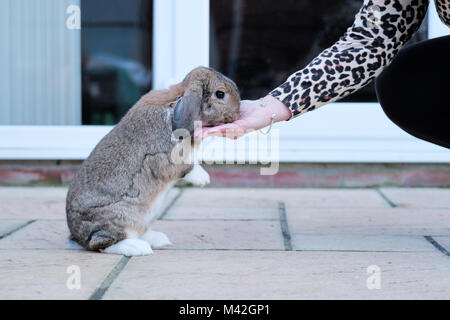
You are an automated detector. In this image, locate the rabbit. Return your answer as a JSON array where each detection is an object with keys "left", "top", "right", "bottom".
[{"left": 66, "top": 66, "right": 240, "bottom": 256}]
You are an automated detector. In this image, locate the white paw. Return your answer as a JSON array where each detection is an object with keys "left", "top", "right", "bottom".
[
  {"left": 183, "top": 164, "right": 210, "bottom": 187},
  {"left": 140, "top": 230, "right": 172, "bottom": 248},
  {"left": 103, "top": 238, "right": 153, "bottom": 256},
  {"left": 65, "top": 238, "right": 84, "bottom": 250}
]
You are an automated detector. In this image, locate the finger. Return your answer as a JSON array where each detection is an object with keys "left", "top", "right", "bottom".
[
  {"left": 202, "top": 124, "right": 231, "bottom": 137},
  {"left": 193, "top": 127, "right": 207, "bottom": 139},
  {"left": 194, "top": 126, "right": 220, "bottom": 139},
  {"left": 203, "top": 128, "right": 226, "bottom": 138},
  {"left": 208, "top": 127, "right": 246, "bottom": 140}
]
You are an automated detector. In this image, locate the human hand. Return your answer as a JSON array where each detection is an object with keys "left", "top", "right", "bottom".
[{"left": 194, "top": 95, "right": 291, "bottom": 140}]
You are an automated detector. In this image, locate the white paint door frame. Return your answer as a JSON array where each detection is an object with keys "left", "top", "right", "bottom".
[{"left": 153, "top": 0, "right": 210, "bottom": 89}]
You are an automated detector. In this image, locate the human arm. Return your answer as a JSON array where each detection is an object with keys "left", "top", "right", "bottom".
[{"left": 197, "top": 0, "right": 429, "bottom": 139}]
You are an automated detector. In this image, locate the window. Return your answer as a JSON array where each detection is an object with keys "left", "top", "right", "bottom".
[
  {"left": 81, "top": 0, "right": 153, "bottom": 125},
  {"left": 210, "top": 0, "right": 428, "bottom": 102}
]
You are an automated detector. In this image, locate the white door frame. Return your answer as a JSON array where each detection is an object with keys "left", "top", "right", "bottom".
[
  {"left": 0, "top": 0, "right": 448, "bottom": 162},
  {"left": 152, "top": 0, "right": 209, "bottom": 89}
]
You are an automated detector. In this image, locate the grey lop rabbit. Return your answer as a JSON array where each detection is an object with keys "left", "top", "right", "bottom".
[{"left": 66, "top": 67, "right": 240, "bottom": 256}]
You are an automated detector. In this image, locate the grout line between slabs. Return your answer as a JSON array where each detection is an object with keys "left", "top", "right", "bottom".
[
  {"left": 0, "top": 247, "right": 436, "bottom": 253},
  {"left": 376, "top": 189, "right": 397, "bottom": 208},
  {"left": 158, "top": 188, "right": 184, "bottom": 220},
  {"left": 155, "top": 248, "right": 430, "bottom": 253},
  {"left": 162, "top": 218, "right": 278, "bottom": 221},
  {"left": 424, "top": 236, "right": 450, "bottom": 258},
  {"left": 278, "top": 202, "right": 292, "bottom": 251},
  {"left": 89, "top": 256, "right": 131, "bottom": 300},
  {"left": 0, "top": 220, "right": 36, "bottom": 240}
]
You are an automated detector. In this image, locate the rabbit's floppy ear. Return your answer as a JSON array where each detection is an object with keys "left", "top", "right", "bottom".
[{"left": 172, "top": 86, "right": 203, "bottom": 134}]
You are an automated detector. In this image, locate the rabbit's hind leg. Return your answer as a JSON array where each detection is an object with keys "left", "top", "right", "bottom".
[
  {"left": 103, "top": 238, "right": 153, "bottom": 256},
  {"left": 86, "top": 226, "right": 152, "bottom": 256},
  {"left": 140, "top": 229, "right": 172, "bottom": 248}
]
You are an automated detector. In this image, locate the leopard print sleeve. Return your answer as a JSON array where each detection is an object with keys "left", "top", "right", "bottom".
[
  {"left": 435, "top": 0, "right": 450, "bottom": 25},
  {"left": 270, "top": 0, "right": 430, "bottom": 118}
]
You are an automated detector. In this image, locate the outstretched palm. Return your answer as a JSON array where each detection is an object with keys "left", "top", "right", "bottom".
[{"left": 194, "top": 100, "right": 274, "bottom": 140}]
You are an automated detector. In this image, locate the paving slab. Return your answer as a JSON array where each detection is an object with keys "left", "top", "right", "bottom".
[
  {"left": 0, "top": 220, "right": 69, "bottom": 250},
  {"left": 103, "top": 250, "right": 450, "bottom": 300},
  {"left": 291, "top": 234, "right": 434, "bottom": 252},
  {"left": 380, "top": 188, "right": 450, "bottom": 209},
  {"left": 0, "top": 220, "right": 30, "bottom": 238},
  {"left": 0, "top": 187, "right": 180, "bottom": 221},
  {"left": 0, "top": 250, "right": 121, "bottom": 300},
  {"left": 176, "top": 188, "right": 390, "bottom": 209},
  {"left": 0, "top": 187, "right": 67, "bottom": 219},
  {"left": 281, "top": 189, "right": 390, "bottom": 208},
  {"left": 0, "top": 187, "right": 68, "bottom": 199},
  {"left": 163, "top": 206, "right": 277, "bottom": 220},
  {"left": 173, "top": 188, "right": 281, "bottom": 209},
  {"left": 286, "top": 208, "right": 450, "bottom": 236},
  {"left": 152, "top": 220, "right": 284, "bottom": 250},
  {"left": 0, "top": 219, "right": 285, "bottom": 251},
  {"left": 0, "top": 187, "right": 449, "bottom": 300},
  {"left": 0, "top": 200, "right": 66, "bottom": 220}
]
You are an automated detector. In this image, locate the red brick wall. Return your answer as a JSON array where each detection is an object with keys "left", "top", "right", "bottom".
[{"left": 1, "top": 161, "right": 449, "bottom": 187}]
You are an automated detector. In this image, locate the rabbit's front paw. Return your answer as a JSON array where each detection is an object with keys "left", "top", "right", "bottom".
[
  {"left": 140, "top": 230, "right": 172, "bottom": 248},
  {"left": 103, "top": 238, "right": 153, "bottom": 256},
  {"left": 184, "top": 164, "right": 210, "bottom": 187}
]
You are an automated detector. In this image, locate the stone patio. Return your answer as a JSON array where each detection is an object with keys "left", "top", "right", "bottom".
[{"left": 0, "top": 186, "right": 449, "bottom": 299}]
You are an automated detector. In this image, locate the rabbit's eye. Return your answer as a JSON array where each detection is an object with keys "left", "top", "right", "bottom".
[{"left": 215, "top": 91, "right": 225, "bottom": 99}]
